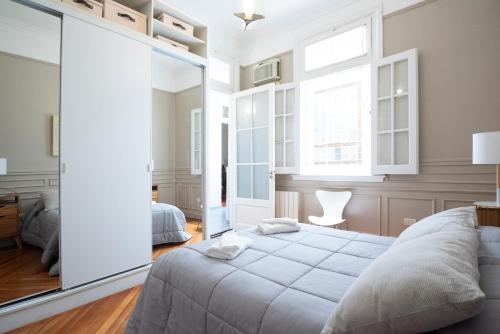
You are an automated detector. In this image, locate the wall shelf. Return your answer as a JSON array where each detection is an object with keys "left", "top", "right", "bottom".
[{"left": 152, "top": 19, "right": 205, "bottom": 46}]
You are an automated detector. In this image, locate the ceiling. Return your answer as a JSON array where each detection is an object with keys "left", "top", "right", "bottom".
[{"left": 163, "top": 0, "right": 355, "bottom": 52}]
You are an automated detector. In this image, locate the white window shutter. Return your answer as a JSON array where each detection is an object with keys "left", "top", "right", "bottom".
[
  {"left": 191, "top": 108, "right": 202, "bottom": 175},
  {"left": 275, "top": 83, "right": 300, "bottom": 175},
  {"left": 371, "top": 48, "right": 418, "bottom": 175}
]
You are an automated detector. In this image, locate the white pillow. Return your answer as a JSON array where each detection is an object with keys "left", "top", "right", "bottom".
[
  {"left": 392, "top": 206, "right": 478, "bottom": 247},
  {"left": 40, "top": 190, "right": 59, "bottom": 211},
  {"left": 321, "top": 226, "right": 484, "bottom": 334}
]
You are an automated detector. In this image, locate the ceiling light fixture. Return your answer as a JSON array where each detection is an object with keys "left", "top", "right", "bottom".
[{"left": 234, "top": 0, "right": 265, "bottom": 30}]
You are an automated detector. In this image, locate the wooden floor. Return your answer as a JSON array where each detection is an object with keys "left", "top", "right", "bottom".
[
  {"left": 10, "top": 220, "right": 202, "bottom": 334},
  {"left": 0, "top": 245, "right": 59, "bottom": 305}
]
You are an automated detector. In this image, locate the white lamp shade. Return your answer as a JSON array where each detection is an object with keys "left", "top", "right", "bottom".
[
  {"left": 473, "top": 132, "right": 500, "bottom": 164},
  {"left": 0, "top": 158, "right": 6, "bottom": 175}
]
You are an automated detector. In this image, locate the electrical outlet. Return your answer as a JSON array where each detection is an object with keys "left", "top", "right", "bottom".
[{"left": 403, "top": 218, "right": 417, "bottom": 226}]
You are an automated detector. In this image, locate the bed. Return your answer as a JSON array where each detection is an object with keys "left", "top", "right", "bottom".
[
  {"left": 21, "top": 199, "right": 192, "bottom": 276},
  {"left": 126, "top": 219, "right": 500, "bottom": 334},
  {"left": 126, "top": 223, "right": 395, "bottom": 334}
]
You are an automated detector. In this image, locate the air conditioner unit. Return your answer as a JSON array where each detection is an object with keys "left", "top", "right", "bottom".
[{"left": 252, "top": 58, "right": 280, "bottom": 85}]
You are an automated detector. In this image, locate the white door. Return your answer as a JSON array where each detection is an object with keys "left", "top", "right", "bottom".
[
  {"left": 60, "top": 16, "right": 152, "bottom": 289},
  {"left": 229, "top": 84, "right": 275, "bottom": 231}
]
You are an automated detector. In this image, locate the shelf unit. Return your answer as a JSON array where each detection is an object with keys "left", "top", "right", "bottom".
[
  {"left": 137, "top": 0, "right": 208, "bottom": 58},
  {"left": 59, "top": 0, "right": 208, "bottom": 59}
]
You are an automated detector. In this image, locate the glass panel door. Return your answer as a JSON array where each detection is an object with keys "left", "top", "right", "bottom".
[{"left": 230, "top": 84, "right": 275, "bottom": 231}]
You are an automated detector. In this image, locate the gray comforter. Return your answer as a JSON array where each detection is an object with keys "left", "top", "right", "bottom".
[
  {"left": 126, "top": 223, "right": 395, "bottom": 334},
  {"left": 152, "top": 203, "right": 192, "bottom": 245},
  {"left": 21, "top": 200, "right": 60, "bottom": 276},
  {"left": 21, "top": 201, "right": 192, "bottom": 277}
]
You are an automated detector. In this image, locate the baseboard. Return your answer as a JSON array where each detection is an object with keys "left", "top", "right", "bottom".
[{"left": 0, "top": 265, "right": 151, "bottom": 333}]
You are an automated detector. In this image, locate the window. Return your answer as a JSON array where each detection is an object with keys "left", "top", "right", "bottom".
[
  {"left": 298, "top": 15, "right": 419, "bottom": 177},
  {"left": 209, "top": 57, "right": 232, "bottom": 86},
  {"left": 305, "top": 25, "right": 367, "bottom": 72},
  {"left": 191, "top": 108, "right": 202, "bottom": 175},
  {"left": 301, "top": 65, "right": 371, "bottom": 175},
  {"left": 299, "top": 19, "right": 372, "bottom": 176}
]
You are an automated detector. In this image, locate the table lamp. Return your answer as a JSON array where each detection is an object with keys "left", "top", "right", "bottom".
[{"left": 473, "top": 132, "right": 500, "bottom": 206}]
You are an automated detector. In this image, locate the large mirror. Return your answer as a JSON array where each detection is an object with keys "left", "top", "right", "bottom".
[
  {"left": 0, "top": 0, "right": 61, "bottom": 305},
  {"left": 150, "top": 51, "right": 204, "bottom": 259}
]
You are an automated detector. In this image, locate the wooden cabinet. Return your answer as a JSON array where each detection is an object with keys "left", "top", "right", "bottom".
[
  {"left": 475, "top": 201, "right": 500, "bottom": 227},
  {"left": 0, "top": 194, "right": 22, "bottom": 249}
]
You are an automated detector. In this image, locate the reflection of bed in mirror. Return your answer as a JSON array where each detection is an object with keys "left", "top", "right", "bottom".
[{"left": 20, "top": 196, "right": 192, "bottom": 277}]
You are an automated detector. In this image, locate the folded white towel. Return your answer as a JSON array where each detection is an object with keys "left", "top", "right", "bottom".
[
  {"left": 206, "top": 231, "right": 252, "bottom": 260},
  {"left": 257, "top": 222, "right": 301, "bottom": 235},
  {"left": 262, "top": 217, "right": 298, "bottom": 225}
]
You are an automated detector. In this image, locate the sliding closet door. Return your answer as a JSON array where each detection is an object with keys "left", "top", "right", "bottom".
[{"left": 60, "top": 16, "right": 152, "bottom": 289}]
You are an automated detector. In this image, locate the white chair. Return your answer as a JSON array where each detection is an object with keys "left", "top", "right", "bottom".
[{"left": 308, "top": 190, "right": 352, "bottom": 228}]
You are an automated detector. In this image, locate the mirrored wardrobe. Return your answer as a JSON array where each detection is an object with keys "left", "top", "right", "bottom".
[
  {"left": 0, "top": 0, "right": 61, "bottom": 305},
  {"left": 150, "top": 50, "right": 204, "bottom": 259}
]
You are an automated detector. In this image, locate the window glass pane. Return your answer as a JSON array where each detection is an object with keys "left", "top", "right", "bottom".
[
  {"left": 252, "top": 91, "right": 269, "bottom": 127},
  {"left": 305, "top": 25, "right": 367, "bottom": 72},
  {"left": 253, "top": 165, "right": 269, "bottom": 200},
  {"left": 394, "top": 60, "right": 408, "bottom": 94},
  {"left": 275, "top": 143, "right": 283, "bottom": 167},
  {"left": 194, "top": 133, "right": 200, "bottom": 150},
  {"left": 285, "top": 89, "right": 295, "bottom": 114},
  {"left": 285, "top": 115, "right": 295, "bottom": 141},
  {"left": 236, "top": 95, "right": 252, "bottom": 129},
  {"left": 378, "top": 65, "right": 391, "bottom": 98},
  {"left": 302, "top": 65, "right": 370, "bottom": 171},
  {"left": 378, "top": 133, "right": 391, "bottom": 165},
  {"left": 395, "top": 131, "right": 409, "bottom": 164},
  {"left": 394, "top": 96, "right": 409, "bottom": 129},
  {"left": 209, "top": 57, "right": 231, "bottom": 85},
  {"left": 237, "top": 130, "right": 251, "bottom": 163},
  {"left": 275, "top": 90, "right": 284, "bottom": 115},
  {"left": 195, "top": 152, "right": 200, "bottom": 170},
  {"left": 378, "top": 99, "right": 391, "bottom": 131},
  {"left": 285, "top": 142, "right": 294, "bottom": 167},
  {"left": 253, "top": 128, "right": 268, "bottom": 163},
  {"left": 194, "top": 112, "right": 200, "bottom": 131},
  {"left": 275, "top": 116, "right": 283, "bottom": 142},
  {"left": 237, "top": 165, "right": 251, "bottom": 198}
]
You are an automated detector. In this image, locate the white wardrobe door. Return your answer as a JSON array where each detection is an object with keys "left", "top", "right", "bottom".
[{"left": 60, "top": 16, "right": 152, "bottom": 289}]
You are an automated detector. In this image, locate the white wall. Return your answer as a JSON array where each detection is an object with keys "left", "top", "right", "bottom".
[{"left": 237, "top": 0, "right": 425, "bottom": 66}]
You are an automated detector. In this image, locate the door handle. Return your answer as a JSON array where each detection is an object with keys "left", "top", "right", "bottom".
[
  {"left": 117, "top": 12, "right": 136, "bottom": 22},
  {"left": 269, "top": 171, "right": 275, "bottom": 179}
]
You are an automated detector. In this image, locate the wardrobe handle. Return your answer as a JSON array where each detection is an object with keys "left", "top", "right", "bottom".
[
  {"left": 172, "top": 22, "right": 186, "bottom": 30},
  {"left": 73, "top": 0, "right": 93, "bottom": 10},
  {"left": 117, "top": 12, "right": 136, "bottom": 22}
]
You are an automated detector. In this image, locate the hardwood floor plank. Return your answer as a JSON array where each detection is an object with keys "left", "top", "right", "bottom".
[{"left": 10, "top": 220, "right": 202, "bottom": 334}]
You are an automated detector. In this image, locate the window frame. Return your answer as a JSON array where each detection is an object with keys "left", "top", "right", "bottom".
[
  {"left": 298, "top": 16, "right": 373, "bottom": 81},
  {"left": 297, "top": 15, "right": 376, "bottom": 177}
]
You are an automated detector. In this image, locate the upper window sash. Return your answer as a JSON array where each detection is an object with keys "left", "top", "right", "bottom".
[{"left": 298, "top": 16, "right": 373, "bottom": 81}]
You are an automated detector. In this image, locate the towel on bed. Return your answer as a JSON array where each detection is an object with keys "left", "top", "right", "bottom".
[
  {"left": 262, "top": 217, "right": 298, "bottom": 225},
  {"left": 206, "top": 231, "right": 251, "bottom": 260},
  {"left": 258, "top": 217, "right": 301, "bottom": 235}
]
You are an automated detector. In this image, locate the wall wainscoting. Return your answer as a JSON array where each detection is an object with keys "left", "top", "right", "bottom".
[
  {"left": 153, "top": 169, "right": 202, "bottom": 220},
  {"left": 277, "top": 159, "right": 496, "bottom": 236},
  {"left": 0, "top": 171, "right": 58, "bottom": 213}
]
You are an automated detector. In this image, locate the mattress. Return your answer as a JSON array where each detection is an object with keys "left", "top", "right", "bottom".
[
  {"left": 152, "top": 202, "right": 192, "bottom": 245},
  {"left": 126, "top": 223, "right": 395, "bottom": 334}
]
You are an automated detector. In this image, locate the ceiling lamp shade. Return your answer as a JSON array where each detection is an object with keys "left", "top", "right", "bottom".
[
  {"left": 234, "top": 0, "right": 265, "bottom": 30},
  {"left": 473, "top": 131, "right": 500, "bottom": 206}
]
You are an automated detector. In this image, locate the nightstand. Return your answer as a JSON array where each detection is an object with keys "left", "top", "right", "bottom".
[
  {"left": 474, "top": 201, "right": 500, "bottom": 227},
  {"left": 0, "top": 194, "right": 22, "bottom": 249}
]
